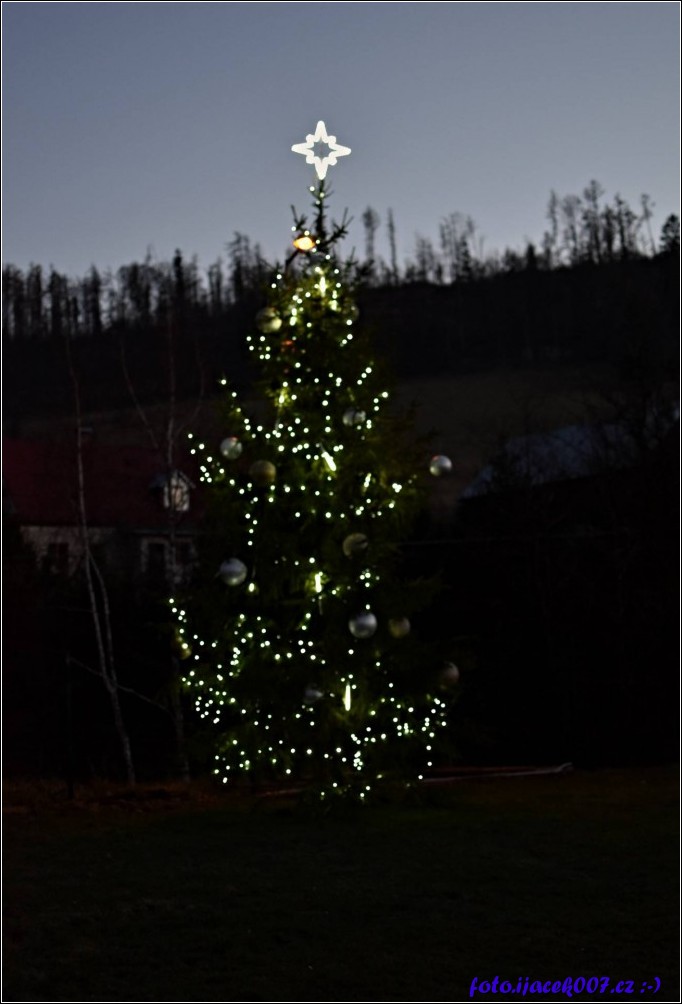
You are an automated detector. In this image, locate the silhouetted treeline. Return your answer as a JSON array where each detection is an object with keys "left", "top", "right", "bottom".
[
  {"left": 368, "top": 183, "right": 679, "bottom": 282},
  {"left": 4, "top": 185, "right": 679, "bottom": 341},
  {"left": 3, "top": 185, "right": 679, "bottom": 419},
  {"left": 2, "top": 231, "right": 271, "bottom": 343}
]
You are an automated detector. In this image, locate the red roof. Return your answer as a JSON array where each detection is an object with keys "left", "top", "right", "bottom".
[{"left": 3, "top": 438, "right": 203, "bottom": 529}]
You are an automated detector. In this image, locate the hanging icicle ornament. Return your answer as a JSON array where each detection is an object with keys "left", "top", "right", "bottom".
[
  {"left": 349, "top": 611, "right": 378, "bottom": 639},
  {"left": 429, "top": 455, "right": 453, "bottom": 477},
  {"left": 173, "top": 629, "right": 192, "bottom": 661},
  {"left": 255, "top": 307, "right": 282, "bottom": 333},
  {"left": 220, "top": 437, "right": 243, "bottom": 460},
  {"left": 218, "top": 559, "right": 248, "bottom": 587}
]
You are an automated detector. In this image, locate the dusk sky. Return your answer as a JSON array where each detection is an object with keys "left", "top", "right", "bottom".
[{"left": 3, "top": 1, "right": 679, "bottom": 278}]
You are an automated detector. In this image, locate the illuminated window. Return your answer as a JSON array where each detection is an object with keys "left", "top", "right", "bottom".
[{"left": 151, "top": 470, "right": 193, "bottom": 513}]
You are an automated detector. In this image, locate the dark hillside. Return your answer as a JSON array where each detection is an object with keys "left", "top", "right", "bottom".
[{"left": 3, "top": 253, "right": 678, "bottom": 424}]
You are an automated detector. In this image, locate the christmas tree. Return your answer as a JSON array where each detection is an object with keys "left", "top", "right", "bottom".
[{"left": 175, "top": 122, "right": 454, "bottom": 800}]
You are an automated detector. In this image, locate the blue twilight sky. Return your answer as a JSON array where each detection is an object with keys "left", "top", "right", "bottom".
[{"left": 2, "top": 1, "right": 680, "bottom": 278}]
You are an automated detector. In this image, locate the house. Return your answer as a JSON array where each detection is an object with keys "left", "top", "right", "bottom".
[
  {"left": 2, "top": 436, "right": 203, "bottom": 587},
  {"left": 455, "top": 401, "right": 679, "bottom": 534},
  {"left": 460, "top": 407, "right": 680, "bottom": 501}
]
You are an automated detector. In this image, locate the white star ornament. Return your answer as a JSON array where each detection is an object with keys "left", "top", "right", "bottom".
[{"left": 291, "top": 121, "right": 351, "bottom": 180}]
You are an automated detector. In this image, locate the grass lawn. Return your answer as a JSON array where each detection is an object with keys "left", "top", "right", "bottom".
[{"left": 2, "top": 767, "right": 679, "bottom": 1002}]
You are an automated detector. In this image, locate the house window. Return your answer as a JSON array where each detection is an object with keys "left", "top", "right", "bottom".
[
  {"left": 150, "top": 470, "right": 193, "bottom": 514},
  {"left": 142, "top": 539, "right": 194, "bottom": 586},
  {"left": 163, "top": 472, "right": 190, "bottom": 513}
]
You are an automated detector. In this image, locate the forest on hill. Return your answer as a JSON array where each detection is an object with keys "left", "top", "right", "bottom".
[{"left": 3, "top": 184, "right": 679, "bottom": 421}]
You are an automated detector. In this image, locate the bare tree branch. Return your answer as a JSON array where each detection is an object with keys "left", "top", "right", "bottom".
[
  {"left": 65, "top": 332, "right": 136, "bottom": 785},
  {"left": 66, "top": 655, "right": 173, "bottom": 717},
  {"left": 119, "top": 337, "right": 163, "bottom": 454}
]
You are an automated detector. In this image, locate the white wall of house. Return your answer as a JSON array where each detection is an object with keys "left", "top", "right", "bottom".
[
  {"left": 20, "top": 525, "right": 114, "bottom": 577},
  {"left": 20, "top": 525, "right": 197, "bottom": 587}
]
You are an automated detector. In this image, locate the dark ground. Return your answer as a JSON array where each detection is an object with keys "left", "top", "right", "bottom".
[{"left": 2, "top": 766, "right": 679, "bottom": 1002}]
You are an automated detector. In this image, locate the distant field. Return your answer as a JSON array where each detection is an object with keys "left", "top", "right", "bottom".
[{"left": 3, "top": 767, "right": 678, "bottom": 1002}]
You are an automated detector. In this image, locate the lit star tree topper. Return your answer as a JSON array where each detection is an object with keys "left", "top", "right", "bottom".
[{"left": 291, "top": 120, "right": 351, "bottom": 180}]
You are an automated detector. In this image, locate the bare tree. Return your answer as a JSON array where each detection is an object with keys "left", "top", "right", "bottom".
[
  {"left": 65, "top": 334, "right": 136, "bottom": 785},
  {"left": 439, "top": 212, "right": 461, "bottom": 282},
  {"left": 227, "top": 232, "right": 265, "bottom": 300},
  {"left": 387, "top": 208, "right": 399, "bottom": 284},
  {"left": 26, "top": 264, "right": 46, "bottom": 340},
  {"left": 207, "top": 258, "right": 225, "bottom": 315},
  {"left": 613, "top": 194, "right": 640, "bottom": 260},
  {"left": 361, "top": 206, "right": 380, "bottom": 279},
  {"left": 542, "top": 190, "right": 560, "bottom": 269},
  {"left": 582, "top": 180, "right": 604, "bottom": 264},
  {"left": 2, "top": 265, "right": 25, "bottom": 340},
  {"left": 119, "top": 304, "right": 206, "bottom": 783},
  {"left": 560, "top": 194, "right": 583, "bottom": 265},
  {"left": 439, "top": 213, "right": 477, "bottom": 282},
  {"left": 600, "top": 204, "right": 617, "bottom": 262},
  {"left": 413, "top": 234, "right": 438, "bottom": 282},
  {"left": 659, "top": 214, "right": 680, "bottom": 255},
  {"left": 640, "top": 194, "right": 656, "bottom": 257}
]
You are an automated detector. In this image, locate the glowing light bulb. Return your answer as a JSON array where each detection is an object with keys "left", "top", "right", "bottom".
[{"left": 293, "top": 233, "right": 316, "bottom": 252}]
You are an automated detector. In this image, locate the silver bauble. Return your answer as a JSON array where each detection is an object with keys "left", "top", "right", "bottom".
[
  {"left": 304, "top": 686, "right": 324, "bottom": 704},
  {"left": 249, "top": 460, "right": 277, "bottom": 487},
  {"left": 218, "top": 558, "right": 248, "bottom": 587},
  {"left": 255, "top": 307, "right": 282, "bottom": 334},
  {"left": 429, "top": 455, "right": 453, "bottom": 477},
  {"left": 342, "top": 532, "right": 369, "bottom": 558},
  {"left": 440, "top": 662, "right": 460, "bottom": 686},
  {"left": 388, "top": 617, "right": 411, "bottom": 639},
  {"left": 342, "top": 408, "right": 366, "bottom": 428},
  {"left": 219, "top": 436, "right": 243, "bottom": 460},
  {"left": 349, "top": 611, "right": 378, "bottom": 639}
]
